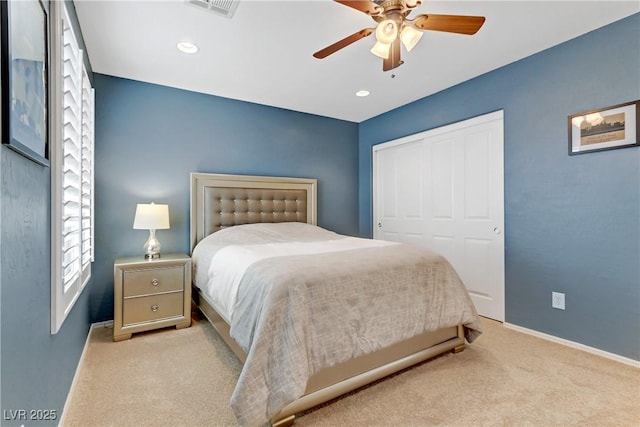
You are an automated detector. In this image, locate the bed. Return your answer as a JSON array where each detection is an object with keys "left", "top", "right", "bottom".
[{"left": 189, "top": 172, "right": 481, "bottom": 427}]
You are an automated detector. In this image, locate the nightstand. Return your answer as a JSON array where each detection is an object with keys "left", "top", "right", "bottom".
[{"left": 113, "top": 254, "right": 191, "bottom": 341}]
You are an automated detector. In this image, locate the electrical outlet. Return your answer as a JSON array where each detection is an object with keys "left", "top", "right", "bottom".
[{"left": 552, "top": 292, "right": 565, "bottom": 310}]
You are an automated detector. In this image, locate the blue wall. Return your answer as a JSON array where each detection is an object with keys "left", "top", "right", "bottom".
[
  {"left": 359, "top": 14, "right": 640, "bottom": 360},
  {"left": 0, "top": 150, "right": 92, "bottom": 427},
  {"left": 90, "top": 75, "right": 359, "bottom": 322}
]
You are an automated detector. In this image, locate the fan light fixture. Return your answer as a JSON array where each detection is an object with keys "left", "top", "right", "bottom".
[
  {"left": 370, "top": 41, "right": 391, "bottom": 59},
  {"left": 375, "top": 19, "right": 398, "bottom": 44},
  {"left": 399, "top": 25, "right": 423, "bottom": 52},
  {"left": 371, "top": 19, "right": 423, "bottom": 59},
  {"left": 313, "top": 0, "right": 486, "bottom": 72},
  {"left": 371, "top": 19, "right": 398, "bottom": 59}
]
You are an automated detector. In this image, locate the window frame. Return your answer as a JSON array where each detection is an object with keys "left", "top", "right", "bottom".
[{"left": 50, "top": 1, "right": 94, "bottom": 334}]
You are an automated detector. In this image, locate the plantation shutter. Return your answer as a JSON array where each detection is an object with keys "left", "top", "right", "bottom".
[
  {"left": 51, "top": 3, "right": 95, "bottom": 334},
  {"left": 81, "top": 68, "right": 95, "bottom": 277},
  {"left": 62, "top": 14, "right": 82, "bottom": 296}
]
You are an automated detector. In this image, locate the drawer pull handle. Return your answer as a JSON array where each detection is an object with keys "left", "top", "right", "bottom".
[
  {"left": 151, "top": 304, "right": 159, "bottom": 312},
  {"left": 151, "top": 278, "right": 159, "bottom": 287}
]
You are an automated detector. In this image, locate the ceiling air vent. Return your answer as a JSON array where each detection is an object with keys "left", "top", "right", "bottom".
[{"left": 186, "top": 0, "right": 239, "bottom": 18}]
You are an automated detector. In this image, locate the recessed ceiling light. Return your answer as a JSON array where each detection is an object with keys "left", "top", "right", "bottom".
[
  {"left": 356, "top": 90, "right": 370, "bottom": 97},
  {"left": 177, "top": 41, "right": 199, "bottom": 54}
]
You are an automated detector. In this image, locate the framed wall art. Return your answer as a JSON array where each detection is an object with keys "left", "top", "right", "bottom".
[
  {"left": 1, "top": 0, "right": 49, "bottom": 166},
  {"left": 568, "top": 100, "right": 639, "bottom": 155}
]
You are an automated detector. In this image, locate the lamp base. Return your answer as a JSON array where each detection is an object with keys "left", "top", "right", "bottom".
[{"left": 143, "top": 229, "right": 162, "bottom": 260}]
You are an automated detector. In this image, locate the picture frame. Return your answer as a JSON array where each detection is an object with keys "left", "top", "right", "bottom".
[
  {"left": 0, "top": 0, "right": 49, "bottom": 166},
  {"left": 568, "top": 100, "right": 639, "bottom": 155}
]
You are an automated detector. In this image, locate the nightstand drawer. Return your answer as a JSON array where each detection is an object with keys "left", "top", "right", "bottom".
[
  {"left": 123, "top": 292, "right": 184, "bottom": 325},
  {"left": 123, "top": 266, "right": 184, "bottom": 297}
]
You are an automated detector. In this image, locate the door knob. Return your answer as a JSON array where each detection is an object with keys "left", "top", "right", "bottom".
[{"left": 493, "top": 227, "right": 502, "bottom": 235}]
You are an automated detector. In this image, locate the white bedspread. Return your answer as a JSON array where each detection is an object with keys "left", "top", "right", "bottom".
[
  {"left": 202, "top": 235, "right": 397, "bottom": 322},
  {"left": 192, "top": 222, "right": 482, "bottom": 427}
]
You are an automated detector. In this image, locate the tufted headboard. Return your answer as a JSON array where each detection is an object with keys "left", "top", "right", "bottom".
[{"left": 190, "top": 173, "right": 317, "bottom": 251}]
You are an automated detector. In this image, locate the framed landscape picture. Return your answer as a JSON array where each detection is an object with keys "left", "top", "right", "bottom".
[
  {"left": 0, "top": 0, "right": 49, "bottom": 166},
  {"left": 568, "top": 100, "right": 639, "bottom": 155}
]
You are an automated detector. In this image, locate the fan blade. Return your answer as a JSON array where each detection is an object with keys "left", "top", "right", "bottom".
[
  {"left": 383, "top": 38, "right": 402, "bottom": 71},
  {"left": 334, "top": 0, "right": 383, "bottom": 16},
  {"left": 313, "top": 28, "right": 374, "bottom": 59},
  {"left": 413, "top": 14, "right": 486, "bottom": 35}
]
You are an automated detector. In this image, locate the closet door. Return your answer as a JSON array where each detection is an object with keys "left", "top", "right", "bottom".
[{"left": 373, "top": 111, "right": 504, "bottom": 321}]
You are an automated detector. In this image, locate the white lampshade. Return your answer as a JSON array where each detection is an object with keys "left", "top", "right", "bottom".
[
  {"left": 133, "top": 203, "right": 170, "bottom": 230},
  {"left": 370, "top": 41, "right": 391, "bottom": 59},
  {"left": 400, "top": 26, "right": 423, "bottom": 52}
]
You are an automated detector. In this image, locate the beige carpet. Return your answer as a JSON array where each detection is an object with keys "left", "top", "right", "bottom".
[{"left": 63, "top": 311, "right": 640, "bottom": 427}]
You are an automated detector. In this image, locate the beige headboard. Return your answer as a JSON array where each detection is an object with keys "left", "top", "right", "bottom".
[{"left": 190, "top": 173, "right": 317, "bottom": 251}]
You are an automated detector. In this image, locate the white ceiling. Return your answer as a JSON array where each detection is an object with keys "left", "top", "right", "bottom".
[{"left": 74, "top": 1, "right": 639, "bottom": 123}]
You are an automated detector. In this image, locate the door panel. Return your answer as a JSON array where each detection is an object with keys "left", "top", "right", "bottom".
[
  {"left": 373, "top": 111, "right": 504, "bottom": 321},
  {"left": 431, "top": 140, "right": 454, "bottom": 219},
  {"left": 464, "top": 133, "right": 490, "bottom": 219}
]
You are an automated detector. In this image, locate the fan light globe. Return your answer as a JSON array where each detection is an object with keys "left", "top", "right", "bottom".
[
  {"left": 400, "top": 26, "right": 423, "bottom": 52},
  {"left": 370, "top": 41, "right": 391, "bottom": 59},
  {"left": 375, "top": 19, "right": 398, "bottom": 44}
]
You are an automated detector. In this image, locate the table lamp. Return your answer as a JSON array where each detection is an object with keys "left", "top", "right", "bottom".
[{"left": 133, "top": 202, "right": 170, "bottom": 259}]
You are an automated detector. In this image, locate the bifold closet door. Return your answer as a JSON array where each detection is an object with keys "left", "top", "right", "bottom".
[{"left": 373, "top": 111, "right": 504, "bottom": 321}]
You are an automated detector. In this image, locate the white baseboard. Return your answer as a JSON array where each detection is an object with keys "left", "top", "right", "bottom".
[
  {"left": 59, "top": 320, "right": 114, "bottom": 426},
  {"left": 503, "top": 322, "right": 639, "bottom": 368}
]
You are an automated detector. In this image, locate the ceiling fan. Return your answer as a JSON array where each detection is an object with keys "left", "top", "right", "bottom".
[{"left": 313, "top": 0, "right": 486, "bottom": 71}]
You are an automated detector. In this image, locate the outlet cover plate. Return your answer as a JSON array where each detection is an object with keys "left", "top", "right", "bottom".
[{"left": 552, "top": 292, "right": 565, "bottom": 310}]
